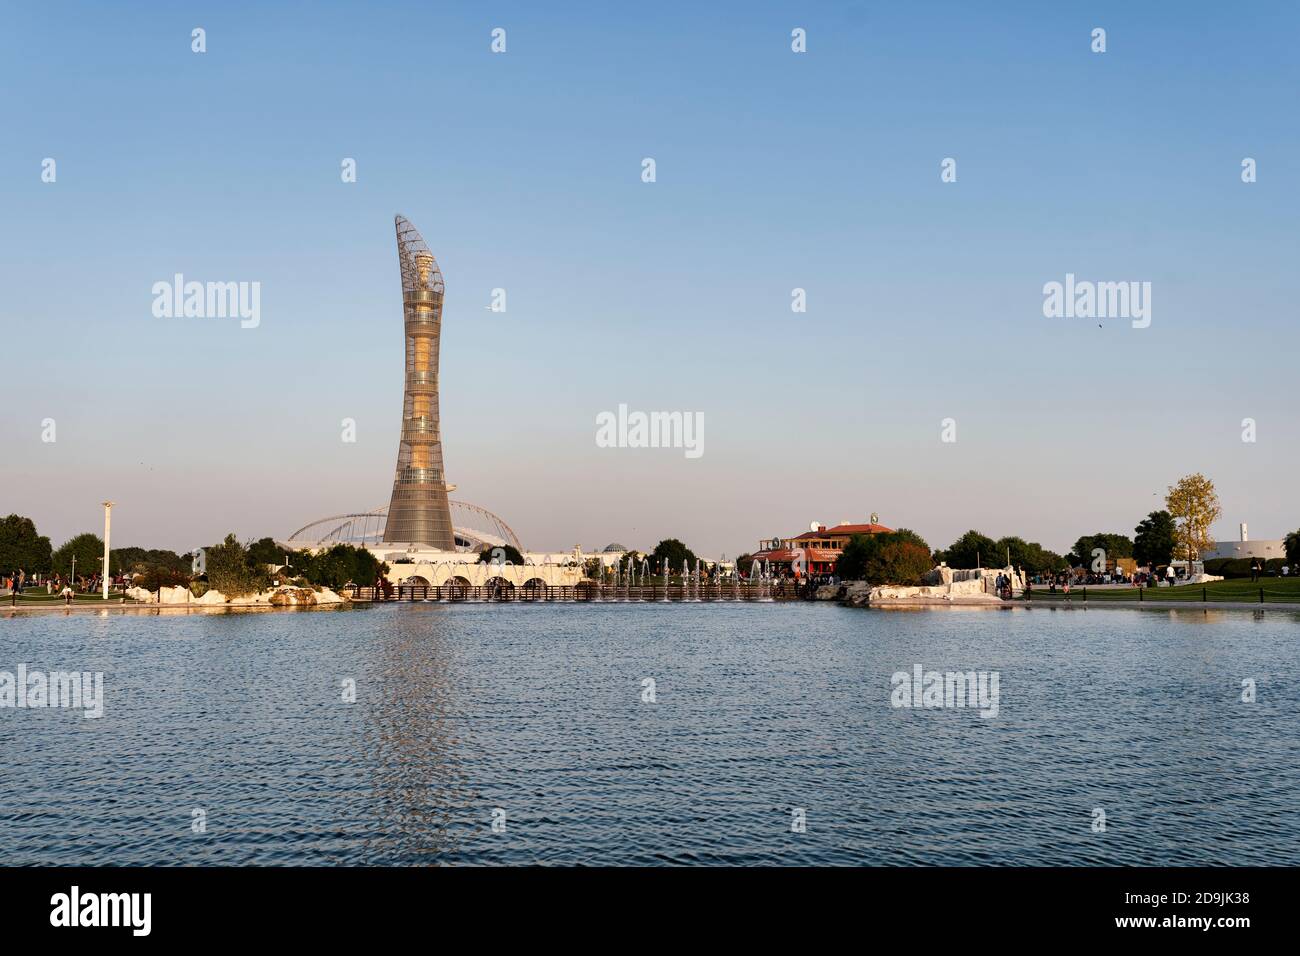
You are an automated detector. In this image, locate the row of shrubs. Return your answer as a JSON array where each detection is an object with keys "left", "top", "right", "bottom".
[
  {"left": 130, "top": 538, "right": 386, "bottom": 598},
  {"left": 1202, "top": 557, "right": 1290, "bottom": 578}
]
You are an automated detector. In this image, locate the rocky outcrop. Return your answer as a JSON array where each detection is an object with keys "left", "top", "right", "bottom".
[
  {"left": 842, "top": 581, "right": 873, "bottom": 607},
  {"left": 269, "top": 587, "right": 317, "bottom": 606},
  {"left": 922, "top": 565, "right": 955, "bottom": 587},
  {"left": 159, "top": 585, "right": 195, "bottom": 604},
  {"left": 265, "top": 586, "right": 347, "bottom": 606}
]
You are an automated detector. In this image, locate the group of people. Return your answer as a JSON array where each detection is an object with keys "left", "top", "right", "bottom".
[
  {"left": 4, "top": 569, "right": 29, "bottom": 605},
  {"left": 1246, "top": 559, "right": 1293, "bottom": 581},
  {"left": 4, "top": 569, "right": 133, "bottom": 605},
  {"left": 7, "top": 569, "right": 74, "bottom": 605},
  {"left": 1032, "top": 571, "right": 1136, "bottom": 587}
]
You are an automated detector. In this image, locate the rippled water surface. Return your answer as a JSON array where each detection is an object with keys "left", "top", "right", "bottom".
[{"left": 2, "top": 603, "right": 1298, "bottom": 865}]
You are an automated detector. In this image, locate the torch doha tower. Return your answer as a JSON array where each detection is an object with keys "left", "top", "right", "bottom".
[{"left": 381, "top": 215, "right": 457, "bottom": 549}]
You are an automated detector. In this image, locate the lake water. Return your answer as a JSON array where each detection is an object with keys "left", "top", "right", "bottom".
[{"left": 2, "top": 603, "right": 1297, "bottom": 865}]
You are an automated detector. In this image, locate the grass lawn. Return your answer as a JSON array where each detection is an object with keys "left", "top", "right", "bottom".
[
  {"left": 7, "top": 589, "right": 144, "bottom": 605},
  {"left": 1029, "top": 577, "right": 1300, "bottom": 603}
]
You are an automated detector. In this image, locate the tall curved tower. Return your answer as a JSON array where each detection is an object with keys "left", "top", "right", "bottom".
[{"left": 382, "top": 215, "right": 456, "bottom": 549}]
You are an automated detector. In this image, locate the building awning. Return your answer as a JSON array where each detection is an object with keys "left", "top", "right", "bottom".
[{"left": 749, "top": 547, "right": 839, "bottom": 564}]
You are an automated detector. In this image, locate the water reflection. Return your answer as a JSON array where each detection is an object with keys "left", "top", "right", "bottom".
[
  {"left": 359, "top": 606, "right": 474, "bottom": 863},
  {"left": 3, "top": 604, "right": 1298, "bottom": 865}
]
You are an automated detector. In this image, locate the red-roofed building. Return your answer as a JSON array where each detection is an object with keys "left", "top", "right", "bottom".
[{"left": 748, "top": 521, "right": 894, "bottom": 578}]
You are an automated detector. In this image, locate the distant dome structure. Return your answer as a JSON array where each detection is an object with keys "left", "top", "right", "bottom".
[{"left": 603, "top": 543, "right": 628, "bottom": 552}]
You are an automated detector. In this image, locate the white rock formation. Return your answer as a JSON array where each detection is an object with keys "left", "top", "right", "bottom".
[
  {"left": 315, "top": 587, "right": 346, "bottom": 605},
  {"left": 842, "top": 566, "right": 1024, "bottom": 606},
  {"left": 124, "top": 583, "right": 351, "bottom": 608},
  {"left": 158, "top": 585, "right": 193, "bottom": 604},
  {"left": 868, "top": 583, "right": 1002, "bottom": 604},
  {"left": 842, "top": 582, "right": 872, "bottom": 607}
]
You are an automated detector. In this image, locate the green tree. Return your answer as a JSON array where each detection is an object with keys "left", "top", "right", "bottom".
[
  {"left": 205, "top": 533, "right": 267, "bottom": 597},
  {"left": 651, "top": 538, "right": 699, "bottom": 573},
  {"left": 138, "top": 566, "right": 191, "bottom": 590},
  {"left": 993, "top": 535, "right": 1028, "bottom": 569},
  {"left": 1284, "top": 529, "right": 1300, "bottom": 565},
  {"left": 0, "top": 514, "right": 53, "bottom": 573},
  {"left": 834, "top": 535, "right": 874, "bottom": 581},
  {"left": 1166, "top": 473, "right": 1222, "bottom": 565},
  {"left": 1133, "top": 511, "right": 1177, "bottom": 567},
  {"left": 52, "top": 533, "right": 104, "bottom": 579},
  {"left": 113, "top": 547, "right": 189, "bottom": 577},
  {"left": 836, "top": 532, "right": 932, "bottom": 584},
  {"left": 478, "top": 544, "right": 525, "bottom": 566},
  {"left": 873, "top": 539, "right": 933, "bottom": 585},
  {"left": 937, "top": 530, "right": 999, "bottom": 569},
  {"left": 246, "top": 537, "right": 287, "bottom": 567},
  {"left": 1068, "top": 532, "right": 1134, "bottom": 569},
  {"left": 293, "top": 543, "right": 386, "bottom": 589},
  {"left": 995, "top": 536, "right": 1067, "bottom": 574},
  {"left": 887, "top": 528, "right": 931, "bottom": 553}
]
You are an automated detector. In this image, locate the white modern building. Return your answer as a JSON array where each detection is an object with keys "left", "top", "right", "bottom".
[
  {"left": 282, "top": 506, "right": 629, "bottom": 588},
  {"left": 1203, "top": 523, "right": 1287, "bottom": 562}
]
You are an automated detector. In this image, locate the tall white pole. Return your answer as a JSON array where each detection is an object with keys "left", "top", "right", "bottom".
[{"left": 101, "top": 501, "right": 114, "bottom": 600}]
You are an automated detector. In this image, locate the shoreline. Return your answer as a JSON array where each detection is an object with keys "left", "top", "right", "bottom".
[
  {"left": 860, "top": 599, "right": 1300, "bottom": 612},
  {"left": 1, "top": 602, "right": 357, "bottom": 617},
  {"left": 6, "top": 597, "right": 1300, "bottom": 617}
]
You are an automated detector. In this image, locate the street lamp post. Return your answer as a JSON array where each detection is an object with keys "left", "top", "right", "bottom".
[{"left": 101, "top": 501, "right": 114, "bottom": 600}]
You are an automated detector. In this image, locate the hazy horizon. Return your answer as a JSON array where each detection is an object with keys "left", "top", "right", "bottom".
[{"left": 2, "top": 2, "right": 1296, "bottom": 559}]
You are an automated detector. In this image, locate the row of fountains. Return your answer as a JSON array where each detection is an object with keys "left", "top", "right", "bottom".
[
  {"left": 596, "top": 558, "right": 774, "bottom": 602},
  {"left": 392, "top": 558, "right": 778, "bottom": 602}
]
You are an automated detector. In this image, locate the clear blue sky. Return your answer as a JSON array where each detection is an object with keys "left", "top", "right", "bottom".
[{"left": 2, "top": 1, "right": 1296, "bottom": 557}]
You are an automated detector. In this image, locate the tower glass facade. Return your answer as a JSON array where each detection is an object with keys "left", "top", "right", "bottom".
[{"left": 382, "top": 215, "right": 457, "bottom": 549}]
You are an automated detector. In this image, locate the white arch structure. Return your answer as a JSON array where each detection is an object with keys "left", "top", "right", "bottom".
[
  {"left": 382, "top": 560, "right": 583, "bottom": 589},
  {"left": 287, "top": 501, "right": 524, "bottom": 553}
]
